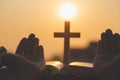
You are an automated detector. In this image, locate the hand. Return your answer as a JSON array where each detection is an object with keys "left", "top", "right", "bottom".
[
  {"left": 94, "top": 29, "right": 120, "bottom": 79},
  {"left": 15, "top": 33, "right": 45, "bottom": 69}
]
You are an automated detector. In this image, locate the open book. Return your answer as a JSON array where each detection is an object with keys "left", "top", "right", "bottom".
[
  {"left": 46, "top": 61, "right": 95, "bottom": 79},
  {"left": 46, "top": 61, "right": 93, "bottom": 70}
]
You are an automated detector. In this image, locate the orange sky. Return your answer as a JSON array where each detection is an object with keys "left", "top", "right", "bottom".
[{"left": 0, "top": 0, "right": 120, "bottom": 60}]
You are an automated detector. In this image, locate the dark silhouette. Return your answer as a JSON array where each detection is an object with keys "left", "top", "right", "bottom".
[
  {"left": 1, "top": 29, "right": 120, "bottom": 80},
  {"left": 0, "top": 46, "right": 7, "bottom": 54},
  {"left": 0, "top": 46, "right": 7, "bottom": 67},
  {"left": 0, "top": 34, "right": 45, "bottom": 80},
  {"left": 94, "top": 29, "right": 120, "bottom": 80},
  {"left": 0, "top": 34, "right": 76, "bottom": 80},
  {"left": 43, "top": 65, "right": 59, "bottom": 80},
  {"left": 54, "top": 21, "right": 80, "bottom": 65},
  {"left": 0, "top": 33, "right": 96, "bottom": 80},
  {"left": 15, "top": 33, "right": 45, "bottom": 70},
  {"left": 0, "top": 53, "right": 43, "bottom": 80}
]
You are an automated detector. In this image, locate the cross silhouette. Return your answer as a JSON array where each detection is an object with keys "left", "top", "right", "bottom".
[{"left": 54, "top": 21, "right": 80, "bottom": 65}]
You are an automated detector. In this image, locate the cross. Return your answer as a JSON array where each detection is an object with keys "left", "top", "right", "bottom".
[{"left": 54, "top": 21, "right": 80, "bottom": 65}]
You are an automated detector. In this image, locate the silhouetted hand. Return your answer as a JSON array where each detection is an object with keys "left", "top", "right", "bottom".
[
  {"left": 94, "top": 29, "right": 120, "bottom": 79},
  {"left": 0, "top": 35, "right": 45, "bottom": 80},
  {"left": 15, "top": 33, "right": 45, "bottom": 70}
]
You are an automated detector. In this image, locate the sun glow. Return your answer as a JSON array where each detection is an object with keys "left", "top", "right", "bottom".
[{"left": 60, "top": 3, "right": 76, "bottom": 19}]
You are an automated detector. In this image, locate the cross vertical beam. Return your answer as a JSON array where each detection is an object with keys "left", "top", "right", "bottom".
[
  {"left": 54, "top": 21, "right": 80, "bottom": 65},
  {"left": 64, "top": 21, "right": 70, "bottom": 65}
]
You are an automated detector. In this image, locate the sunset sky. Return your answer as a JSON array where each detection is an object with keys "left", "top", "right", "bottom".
[{"left": 0, "top": 0, "right": 120, "bottom": 60}]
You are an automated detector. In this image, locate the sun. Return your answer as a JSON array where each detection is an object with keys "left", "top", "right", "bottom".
[{"left": 59, "top": 3, "right": 76, "bottom": 19}]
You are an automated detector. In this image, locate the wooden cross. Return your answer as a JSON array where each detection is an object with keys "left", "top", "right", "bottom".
[{"left": 54, "top": 21, "right": 80, "bottom": 65}]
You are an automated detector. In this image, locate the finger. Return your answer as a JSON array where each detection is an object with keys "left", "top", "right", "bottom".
[
  {"left": 105, "top": 29, "right": 113, "bottom": 41},
  {"left": 0, "top": 46, "right": 7, "bottom": 54},
  {"left": 97, "top": 40, "right": 103, "bottom": 54},
  {"left": 32, "top": 38, "right": 39, "bottom": 56},
  {"left": 15, "top": 38, "right": 27, "bottom": 55},
  {"left": 28, "top": 33, "right": 35, "bottom": 41},
  {"left": 37, "top": 45, "right": 45, "bottom": 67},
  {"left": 105, "top": 29, "right": 114, "bottom": 52},
  {"left": 34, "top": 38, "right": 39, "bottom": 46},
  {"left": 101, "top": 32, "right": 109, "bottom": 53},
  {"left": 101, "top": 33, "right": 106, "bottom": 48},
  {"left": 113, "top": 33, "right": 120, "bottom": 51},
  {"left": 106, "top": 29, "right": 113, "bottom": 37},
  {"left": 28, "top": 33, "right": 35, "bottom": 47},
  {"left": 24, "top": 33, "right": 35, "bottom": 55},
  {"left": 25, "top": 34, "right": 36, "bottom": 54},
  {"left": 101, "top": 32, "right": 106, "bottom": 40},
  {"left": 24, "top": 39, "right": 33, "bottom": 55},
  {"left": 37, "top": 45, "right": 44, "bottom": 59}
]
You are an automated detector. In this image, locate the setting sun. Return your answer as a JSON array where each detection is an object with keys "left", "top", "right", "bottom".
[{"left": 59, "top": 3, "right": 76, "bottom": 19}]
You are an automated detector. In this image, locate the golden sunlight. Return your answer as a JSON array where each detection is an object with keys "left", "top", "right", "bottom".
[{"left": 59, "top": 3, "right": 76, "bottom": 19}]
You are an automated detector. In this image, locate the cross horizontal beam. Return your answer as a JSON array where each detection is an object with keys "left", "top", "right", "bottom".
[
  {"left": 54, "top": 33, "right": 80, "bottom": 37},
  {"left": 69, "top": 33, "right": 80, "bottom": 37},
  {"left": 54, "top": 33, "right": 65, "bottom": 37}
]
